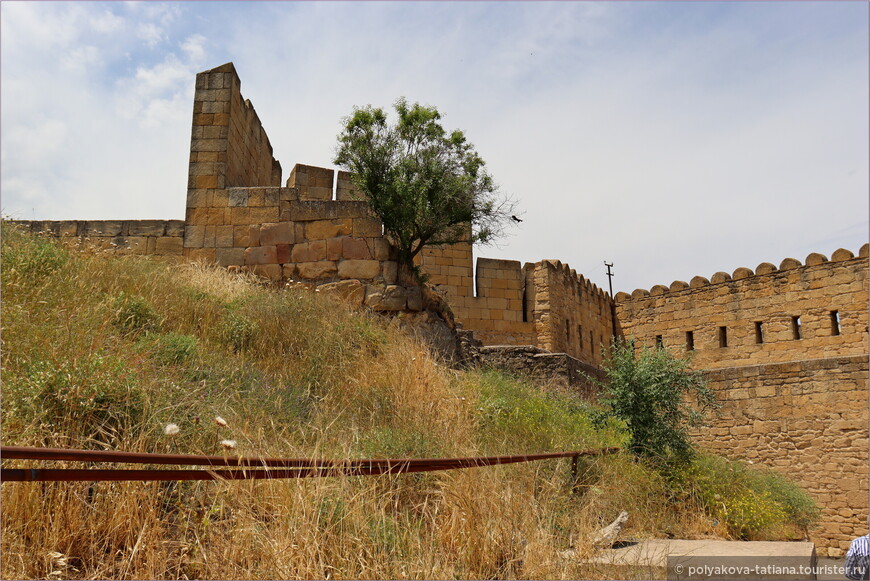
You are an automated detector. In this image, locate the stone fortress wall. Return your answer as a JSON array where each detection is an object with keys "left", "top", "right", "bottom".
[
  {"left": 9, "top": 63, "right": 868, "bottom": 555},
  {"left": 614, "top": 250, "right": 869, "bottom": 554},
  {"left": 14, "top": 219, "right": 185, "bottom": 257},
  {"left": 614, "top": 250, "right": 869, "bottom": 368}
]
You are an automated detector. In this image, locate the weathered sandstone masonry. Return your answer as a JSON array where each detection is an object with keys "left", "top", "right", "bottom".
[
  {"left": 695, "top": 356, "right": 868, "bottom": 554},
  {"left": 10, "top": 63, "right": 868, "bottom": 555},
  {"left": 615, "top": 249, "right": 869, "bottom": 368},
  {"left": 418, "top": 249, "right": 616, "bottom": 368},
  {"left": 13, "top": 220, "right": 184, "bottom": 257},
  {"left": 615, "top": 249, "right": 869, "bottom": 554}
]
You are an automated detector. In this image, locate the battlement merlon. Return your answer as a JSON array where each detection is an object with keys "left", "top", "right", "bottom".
[{"left": 614, "top": 245, "right": 869, "bottom": 302}]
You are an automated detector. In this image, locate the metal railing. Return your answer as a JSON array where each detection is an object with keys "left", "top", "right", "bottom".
[{"left": 1, "top": 445, "right": 619, "bottom": 482}]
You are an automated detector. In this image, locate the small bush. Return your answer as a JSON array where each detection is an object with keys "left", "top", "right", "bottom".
[
  {"left": 674, "top": 454, "right": 819, "bottom": 540},
  {"left": 595, "top": 340, "right": 718, "bottom": 465},
  {"left": 6, "top": 354, "right": 145, "bottom": 446},
  {"left": 219, "top": 309, "right": 257, "bottom": 352},
  {"left": 112, "top": 292, "right": 161, "bottom": 335},
  {"left": 1, "top": 226, "right": 69, "bottom": 280}
]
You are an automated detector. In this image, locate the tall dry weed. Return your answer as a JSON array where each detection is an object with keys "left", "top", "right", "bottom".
[{"left": 1, "top": 226, "right": 750, "bottom": 580}]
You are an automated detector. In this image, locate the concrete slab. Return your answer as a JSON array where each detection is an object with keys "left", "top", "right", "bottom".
[{"left": 584, "top": 539, "right": 817, "bottom": 580}]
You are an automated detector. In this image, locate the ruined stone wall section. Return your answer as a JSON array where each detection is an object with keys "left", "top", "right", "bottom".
[
  {"left": 533, "top": 260, "right": 615, "bottom": 367},
  {"left": 419, "top": 247, "right": 537, "bottom": 345},
  {"left": 11, "top": 220, "right": 184, "bottom": 257},
  {"left": 614, "top": 246, "right": 869, "bottom": 369},
  {"left": 185, "top": 63, "right": 281, "bottom": 263},
  {"left": 695, "top": 356, "right": 869, "bottom": 555}
]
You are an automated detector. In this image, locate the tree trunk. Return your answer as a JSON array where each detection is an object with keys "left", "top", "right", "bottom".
[{"left": 397, "top": 260, "right": 418, "bottom": 286}]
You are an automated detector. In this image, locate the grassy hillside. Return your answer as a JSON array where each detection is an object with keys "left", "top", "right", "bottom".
[{"left": 1, "top": 225, "right": 817, "bottom": 579}]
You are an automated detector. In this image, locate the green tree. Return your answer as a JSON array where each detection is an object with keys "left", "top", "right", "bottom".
[
  {"left": 596, "top": 340, "right": 718, "bottom": 465},
  {"left": 334, "top": 98, "right": 515, "bottom": 281}
]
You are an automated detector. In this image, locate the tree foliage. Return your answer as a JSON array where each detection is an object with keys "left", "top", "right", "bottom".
[
  {"left": 334, "top": 98, "right": 515, "bottom": 275},
  {"left": 596, "top": 340, "right": 718, "bottom": 465}
]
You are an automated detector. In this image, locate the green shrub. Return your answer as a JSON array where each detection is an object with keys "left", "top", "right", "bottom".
[
  {"left": 1, "top": 226, "right": 69, "bottom": 280},
  {"left": 140, "top": 332, "right": 199, "bottom": 366},
  {"left": 595, "top": 340, "right": 717, "bottom": 465},
  {"left": 112, "top": 292, "right": 161, "bottom": 335},
  {"left": 674, "top": 454, "right": 819, "bottom": 540},
  {"left": 6, "top": 354, "right": 145, "bottom": 445},
  {"left": 219, "top": 310, "right": 257, "bottom": 352}
]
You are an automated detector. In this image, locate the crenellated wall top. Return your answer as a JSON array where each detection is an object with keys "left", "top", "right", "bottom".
[{"left": 614, "top": 244, "right": 869, "bottom": 303}]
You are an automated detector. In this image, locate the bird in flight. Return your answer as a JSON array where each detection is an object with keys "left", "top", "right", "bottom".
[{"left": 511, "top": 215, "right": 523, "bottom": 223}]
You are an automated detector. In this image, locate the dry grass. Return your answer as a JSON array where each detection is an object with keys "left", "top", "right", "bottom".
[{"left": 1, "top": 225, "right": 764, "bottom": 579}]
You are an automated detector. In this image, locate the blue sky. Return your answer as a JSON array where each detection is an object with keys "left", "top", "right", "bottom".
[{"left": 1, "top": 1, "right": 867, "bottom": 293}]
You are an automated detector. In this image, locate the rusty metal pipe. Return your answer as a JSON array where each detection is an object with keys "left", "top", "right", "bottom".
[
  {"left": 1, "top": 445, "right": 618, "bottom": 469},
  {"left": 1, "top": 446, "right": 620, "bottom": 483}
]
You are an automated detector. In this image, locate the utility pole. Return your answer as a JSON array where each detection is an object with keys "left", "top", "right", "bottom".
[{"left": 604, "top": 261, "right": 618, "bottom": 342}]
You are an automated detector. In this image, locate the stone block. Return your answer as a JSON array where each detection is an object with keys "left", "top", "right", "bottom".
[
  {"left": 155, "top": 236, "right": 184, "bottom": 256},
  {"left": 229, "top": 189, "right": 249, "bottom": 207},
  {"left": 301, "top": 186, "right": 334, "bottom": 201},
  {"left": 56, "top": 221, "right": 80, "bottom": 236},
  {"left": 245, "top": 245, "right": 278, "bottom": 265},
  {"left": 338, "top": 259, "right": 381, "bottom": 280},
  {"left": 187, "top": 207, "right": 222, "bottom": 226},
  {"left": 184, "top": 225, "right": 205, "bottom": 248},
  {"left": 383, "top": 261, "right": 398, "bottom": 284},
  {"left": 230, "top": 206, "right": 279, "bottom": 225},
  {"left": 732, "top": 267, "right": 754, "bottom": 279},
  {"left": 232, "top": 224, "right": 256, "bottom": 247},
  {"left": 127, "top": 220, "right": 165, "bottom": 237},
  {"left": 407, "top": 286, "right": 423, "bottom": 311},
  {"left": 327, "top": 238, "right": 343, "bottom": 261},
  {"left": 215, "top": 225, "right": 234, "bottom": 248},
  {"left": 353, "top": 217, "right": 383, "bottom": 237},
  {"left": 202, "top": 225, "right": 217, "bottom": 247},
  {"left": 365, "top": 284, "right": 408, "bottom": 311},
  {"left": 306, "top": 219, "right": 353, "bottom": 240},
  {"left": 291, "top": 240, "right": 327, "bottom": 263},
  {"left": 187, "top": 189, "right": 211, "bottom": 208},
  {"left": 251, "top": 264, "right": 282, "bottom": 282},
  {"left": 369, "top": 238, "right": 392, "bottom": 260},
  {"left": 832, "top": 248, "right": 855, "bottom": 262},
  {"left": 216, "top": 247, "right": 245, "bottom": 266},
  {"left": 319, "top": 280, "right": 365, "bottom": 307},
  {"left": 260, "top": 222, "right": 295, "bottom": 245},
  {"left": 276, "top": 244, "right": 290, "bottom": 264},
  {"left": 262, "top": 189, "right": 280, "bottom": 206},
  {"left": 84, "top": 221, "right": 123, "bottom": 236},
  {"left": 755, "top": 262, "right": 777, "bottom": 275},
  {"left": 285, "top": 200, "right": 370, "bottom": 221},
  {"left": 297, "top": 261, "right": 337, "bottom": 280},
  {"left": 191, "top": 138, "right": 227, "bottom": 152},
  {"left": 186, "top": 247, "right": 216, "bottom": 263},
  {"left": 248, "top": 189, "right": 265, "bottom": 206},
  {"left": 125, "top": 237, "right": 149, "bottom": 254},
  {"left": 342, "top": 237, "right": 371, "bottom": 260}
]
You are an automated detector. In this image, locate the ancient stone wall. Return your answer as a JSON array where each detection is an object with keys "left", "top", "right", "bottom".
[
  {"left": 184, "top": 62, "right": 282, "bottom": 264},
  {"left": 419, "top": 248, "right": 538, "bottom": 345},
  {"left": 478, "top": 345, "right": 605, "bottom": 395},
  {"left": 695, "top": 356, "right": 869, "bottom": 555},
  {"left": 614, "top": 247, "right": 869, "bottom": 368},
  {"left": 10, "top": 220, "right": 184, "bottom": 257},
  {"left": 531, "top": 259, "right": 615, "bottom": 367}
]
